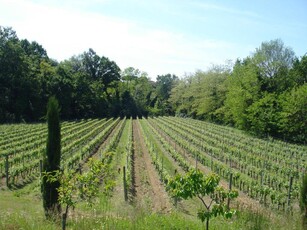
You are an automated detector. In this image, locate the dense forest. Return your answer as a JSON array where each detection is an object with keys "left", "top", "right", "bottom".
[{"left": 0, "top": 26, "right": 306, "bottom": 143}]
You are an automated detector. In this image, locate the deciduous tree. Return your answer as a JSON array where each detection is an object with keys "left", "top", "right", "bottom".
[{"left": 167, "top": 169, "right": 238, "bottom": 230}]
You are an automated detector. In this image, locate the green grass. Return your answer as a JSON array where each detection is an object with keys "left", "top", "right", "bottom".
[
  {"left": 0, "top": 190, "right": 57, "bottom": 230},
  {"left": 0, "top": 164, "right": 304, "bottom": 230},
  {"left": 1, "top": 186, "right": 304, "bottom": 230},
  {"left": 0, "top": 125, "right": 304, "bottom": 230}
]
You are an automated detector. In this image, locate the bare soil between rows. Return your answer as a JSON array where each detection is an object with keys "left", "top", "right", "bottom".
[{"left": 132, "top": 119, "right": 172, "bottom": 213}]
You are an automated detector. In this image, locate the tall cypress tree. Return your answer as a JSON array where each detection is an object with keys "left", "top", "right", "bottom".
[{"left": 42, "top": 96, "right": 61, "bottom": 218}]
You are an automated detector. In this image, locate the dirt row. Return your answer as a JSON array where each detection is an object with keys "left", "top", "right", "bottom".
[
  {"left": 3, "top": 117, "right": 271, "bottom": 216},
  {"left": 131, "top": 119, "right": 172, "bottom": 213}
]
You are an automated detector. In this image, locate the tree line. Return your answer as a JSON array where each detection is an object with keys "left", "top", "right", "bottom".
[
  {"left": 0, "top": 26, "right": 177, "bottom": 122},
  {"left": 0, "top": 26, "right": 306, "bottom": 143},
  {"left": 169, "top": 39, "right": 306, "bottom": 143}
]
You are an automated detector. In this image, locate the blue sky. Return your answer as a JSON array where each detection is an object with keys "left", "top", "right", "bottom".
[{"left": 1, "top": 0, "right": 306, "bottom": 79}]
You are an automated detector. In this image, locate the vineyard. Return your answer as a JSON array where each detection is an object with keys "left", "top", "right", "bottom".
[{"left": 0, "top": 117, "right": 306, "bottom": 229}]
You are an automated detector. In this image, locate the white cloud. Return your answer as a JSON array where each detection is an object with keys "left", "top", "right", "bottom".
[{"left": 0, "top": 0, "right": 240, "bottom": 79}]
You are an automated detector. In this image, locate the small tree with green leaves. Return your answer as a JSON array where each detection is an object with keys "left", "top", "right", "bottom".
[
  {"left": 44, "top": 158, "right": 106, "bottom": 230},
  {"left": 42, "top": 96, "right": 61, "bottom": 219},
  {"left": 167, "top": 169, "right": 238, "bottom": 230}
]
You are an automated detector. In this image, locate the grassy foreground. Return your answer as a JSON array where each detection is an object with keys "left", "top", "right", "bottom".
[{"left": 0, "top": 181, "right": 304, "bottom": 230}]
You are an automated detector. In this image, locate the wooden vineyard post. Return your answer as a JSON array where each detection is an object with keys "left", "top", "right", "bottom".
[
  {"left": 126, "top": 154, "right": 129, "bottom": 169},
  {"left": 161, "top": 157, "right": 164, "bottom": 181},
  {"left": 287, "top": 176, "right": 293, "bottom": 208},
  {"left": 210, "top": 154, "right": 213, "bottom": 170},
  {"left": 22, "top": 152, "right": 25, "bottom": 168},
  {"left": 5, "top": 155, "right": 9, "bottom": 187},
  {"left": 227, "top": 172, "right": 233, "bottom": 210},
  {"left": 123, "top": 166, "right": 128, "bottom": 201},
  {"left": 39, "top": 160, "right": 43, "bottom": 177},
  {"left": 195, "top": 154, "right": 198, "bottom": 170}
]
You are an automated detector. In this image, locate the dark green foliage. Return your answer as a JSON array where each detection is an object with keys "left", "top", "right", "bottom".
[
  {"left": 156, "top": 74, "right": 178, "bottom": 101},
  {"left": 0, "top": 27, "right": 32, "bottom": 122},
  {"left": 247, "top": 93, "right": 281, "bottom": 137},
  {"left": 42, "top": 96, "right": 61, "bottom": 218},
  {"left": 224, "top": 59, "right": 260, "bottom": 130},
  {"left": 120, "top": 67, "right": 157, "bottom": 117},
  {"left": 1, "top": 26, "right": 306, "bottom": 143},
  {"left": 169, "top": 40, "right": 306, "bottom": 144},
  {"left": 289, "top": 55, "right": 307, "bottom": 87},
  {"left": 155, "top": 74, "right": 178, "bottom": 115},
  {"left": 0, "top": 26, "right": 164, "bottom": 120},
  {"left": 278, "top": 84, "right": 307, "bottom": 143},
  {"left": 120, "top": 91, "right": 138, "bottom": 119}
]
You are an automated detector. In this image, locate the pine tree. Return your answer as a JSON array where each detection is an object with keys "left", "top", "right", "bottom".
[{"left": 42, "top": 96, "right": 61, "bottom": 218}]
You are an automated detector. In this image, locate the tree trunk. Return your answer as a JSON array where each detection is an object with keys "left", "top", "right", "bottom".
[
  {"left": 62, "top": 205, "right": 69, "bottom": 230},
  {"left": 206, "top": 217, "right": 209, "bottom": 230}
]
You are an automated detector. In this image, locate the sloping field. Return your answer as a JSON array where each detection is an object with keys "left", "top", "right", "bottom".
[{"left": 0, "top": 117, "right": 306, "bottom": 229}]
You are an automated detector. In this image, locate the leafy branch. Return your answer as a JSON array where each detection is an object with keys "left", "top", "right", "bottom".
[
  {"left": 43, "top": 158, "right": 106, "bottom": 230},
  {"left": 167, "top": 169, "right": 238, "bottom": 230}
]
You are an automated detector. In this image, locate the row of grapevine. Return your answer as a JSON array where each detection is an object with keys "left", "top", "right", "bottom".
[
  {"left": 63, "top": 118, "right": 120, "bottom": 170},
  {"left": 124, "top": 118, "right": 134, "bottom": 192},
  {"left": 0, "top": 116, "right": 305, "bottom": 213},
  {"left": 145, "top": 119, "right": 191, "bottom": 172},
  {"left": 149, "top": 117, "right": 306, "bottom": 211},
  {"left": 137, "top": 118, "right": 180, "bottom": 184},
  {"left": 0, "top": 118, "right": 120, "bottom": 187},
  {"left": 99, "top": 118, "right": 126, "bottom": 160},
  {"left": 171, "top": 117, "right": 305, "bottom": 171},
  {"left": 0, "top": 119, "right": 107, "bottom": 178},
  {"left": 161, "top": 116, "right": 305, "bottom": 190}
]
